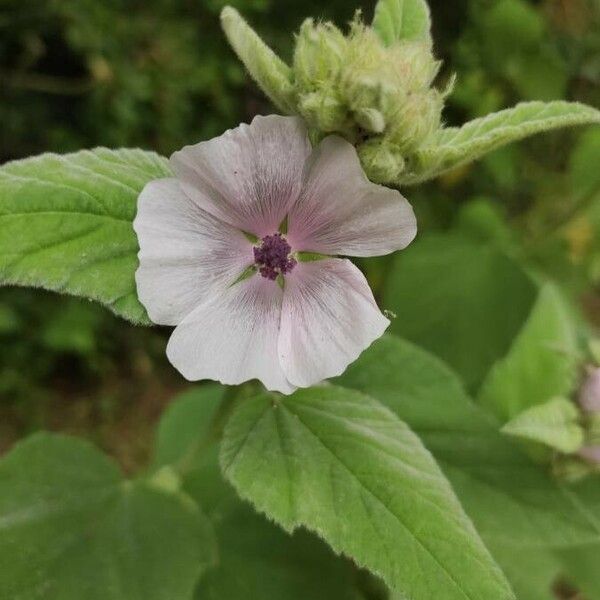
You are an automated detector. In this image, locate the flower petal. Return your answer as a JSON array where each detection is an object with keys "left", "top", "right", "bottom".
[
  {"left": 166, "top": 274, "right": 295, "bottom": 394},
  {"left": 170, "top": 115, "right": 312, "bottom": 237},
  {"left": 278, "top": 259, "right": 389, "bottom": 387},
  {"left": 134, "top": 178, "right": 252, "bottom": 326},
  {"left": 287, "top": 136, "right": 417, "bottom": 257}
]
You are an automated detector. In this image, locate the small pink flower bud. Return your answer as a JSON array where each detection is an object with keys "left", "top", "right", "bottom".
[
  {"left": 579, "top": 367, "right": 600, "bottom": 413},
  {"left": 578, "top": 445, "right": 600, "bottom": 465}
]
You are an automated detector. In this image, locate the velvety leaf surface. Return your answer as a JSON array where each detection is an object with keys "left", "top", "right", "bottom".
[
  {"left": 336, "top": 335, "right": 600, "bottom": 548},
  {"left": 382, "top": 232, "right": 537, "bottom": 390},
  {"left": 0, "top": 148, "right": 171, "bottom": 325},
  {"left": 402, "top": 101, "right": 600, "bottom": 184},
  {"left": 479, "top": 284, "right": 578, "bottom": 422},
  {"left": 220, "top": 386, "right": 514, "bottom": 600},
  {"left": 0, "top": 433, "right": 215, "bottom": 600},
  {"left": 152, "top": 386, "right": 363, "bottom": 600},
  {"left": 372, "top": 0, "right": 432, "bottom": 45}
]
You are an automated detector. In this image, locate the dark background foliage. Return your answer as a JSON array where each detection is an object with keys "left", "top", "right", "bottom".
[{"left": 1, "top": 0, "right": 599, "bottom": 472}]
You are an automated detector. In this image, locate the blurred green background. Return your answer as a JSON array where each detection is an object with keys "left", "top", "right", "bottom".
[{"left": 1, "top": 0, "right": 599, "bottom": 472}]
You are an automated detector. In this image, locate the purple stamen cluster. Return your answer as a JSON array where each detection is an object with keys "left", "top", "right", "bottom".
[{"left": 254, "top": 233, "right": 297, "bottom": 280}]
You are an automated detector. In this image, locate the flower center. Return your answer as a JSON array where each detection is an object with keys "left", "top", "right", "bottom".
[{"left": 253, "top": 233, "right": 297, "bottom": 280}]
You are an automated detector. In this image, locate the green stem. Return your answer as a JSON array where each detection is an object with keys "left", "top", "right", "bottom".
[{"left": 172, "top": 384, "right": 256, "bottom": 476}]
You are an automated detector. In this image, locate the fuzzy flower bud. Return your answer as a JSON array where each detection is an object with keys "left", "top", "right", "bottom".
[
  {"left": 579, "top": 367, "right": 600, "bottom": 413},
  {"left": 288, "top": 12, "right": 447, "bottom": 182},
  {"left": 357, "top": 139, "right": 406, "bottom": 184},
  {"left": 293, "top": 19, "right": 347, "bottom": 90},
  {"left": 387, "top": 41, "right": 441, "bottom": 92},
  {"left": 387, "top": 89, "right": 443, "bottom": 152},
  {"left": 354, "top": 108, "right": 386, "bottom": 134},
  {"left": 297, "top": 88, "right": 349, "bottom": 133},
  {"left": 339, "top": 22, "right": 395, "bottom": 115}
]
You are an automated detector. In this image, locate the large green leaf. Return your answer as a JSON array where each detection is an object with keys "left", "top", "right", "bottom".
[
  {"left": 336, "top": 335, "right": 600, "bottom": 548},
  {"left": 0, "top": 433, "right": 215, "bottom": 600},
  {"left": 0, "top": 148, "right": 171, "bottom": 325},
  {"left": 400, "top": 101, "right": 600, "bottom": 185},
  {"left": 382, "top": 232, "right": 537, "bottom": 390},
  {"left": 153, "top": 386, "right": 364, "bottom": 600},
  {"left": 479, "top": 284, "right": 578, "bottom": 422},
  {"left": 372, "top": 0, "right": 432, "bottom": 45},
  {"left": 220, "top": 386, "right": 514, "bottom": 600}
]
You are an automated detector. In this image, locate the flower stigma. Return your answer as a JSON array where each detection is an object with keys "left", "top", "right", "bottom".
[{"left": 253, "top": 232, "right": 297, "bottom": 280}]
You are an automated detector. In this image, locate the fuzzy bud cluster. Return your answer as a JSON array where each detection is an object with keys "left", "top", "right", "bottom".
[{"left": 292, "top": 15, "right": 446, "bottom": 183}]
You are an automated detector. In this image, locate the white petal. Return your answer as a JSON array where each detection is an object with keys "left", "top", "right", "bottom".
[
  {"left": 170, "top": 115, "right": 312, "bottom": 237},
  {"left": 278, "top": 259, "right": 389, "bottom": 387},
  {"left": 166, "top": 274, "right": 295, "bottom": 394},
  {"left": 134, "top": 178, "right": 253, "bottom": 326},
  {"left": 287, "top": 136, "right": 417, "bottom": 257}
]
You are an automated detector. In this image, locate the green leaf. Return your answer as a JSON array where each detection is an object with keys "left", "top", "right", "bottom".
[
  {"left": 372, "top": 0, "right": 432, "bottom": 45},
  {"left": 569, "top": 128, "right": 600, "bottom": 200},
  {"left": 478, "top": 0, "right": 567, "bottom": 102},
  {"left": 336, "top": 334, "right": 600, "bottom": 548},
  {"left": 0, "top": 148, "right": 171, "bottom": 325},
  {"left": 559, "top": 543, "right": 600, "bottom": 599},
  {"left": 479, "top": 284, "right": 578, "bottom": 422},
  {"left": 220, "top": 7, "right": 296, "bottom": 114},
  {"left": 154, "top": 384, "right": 225, "bottom": 471},
  {"left": 220, "top": 387, "right": 515, "bottom": 600},
  {"left": 192, "top": 449, "right": 363, "bottom": 600},
  {"left": 501, "top": 397, "right": 584, "bottom": 454},
  {"left": 455, "top": 198, "right": 514, "bottom": 248},
  {"left": 400, "top": 101, "right": 600, "bottom": 185},
  {"left": 0, "top": 433, "right": 215, "bottom": 600},
  {"left": 195, "top": 499, "right": 363, "bottom": 600},
  {"left": 488, "top": 543, "right": 561, "bottom": 600},
  {"left": 153, "top": 386, "right": 365, "bottom": 600},
  {"left": 382, "top": 232, "right": 537, "bottom": 390}
]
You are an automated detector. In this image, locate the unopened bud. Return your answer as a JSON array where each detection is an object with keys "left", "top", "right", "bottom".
[
  {"left": 579, "top": 367, "right": 600, "bottom": 413},
  {"left": 357, "top": 139, "right": 405, "bottom": 184},
  {"left": 297, "top": 88, "right": 349, "bottom": 133},
  {"left": 354, "top": 108, "right": 386, "bottom": 133},
  {"left": 388, "top": 41, "right": 441, "bottom": 92},
  {"left": 387, "top": 89, "right": 443, "bottom": 152},
  {"left": 578, "top": 445, "right": 600, "bottom": 465},
  {"left": 288, "top": 11, "right": 448, "bottom": 184},
  {"left": 339, "top": 21, "right": 394, "bottom": 114},
  {"left": 293, "top": 19, "right": 347, "bottom": 90}
]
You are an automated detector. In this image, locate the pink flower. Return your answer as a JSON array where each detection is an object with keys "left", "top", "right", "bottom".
[{"left": 133, "top": 115, "right": 416, "bottom": 393}]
